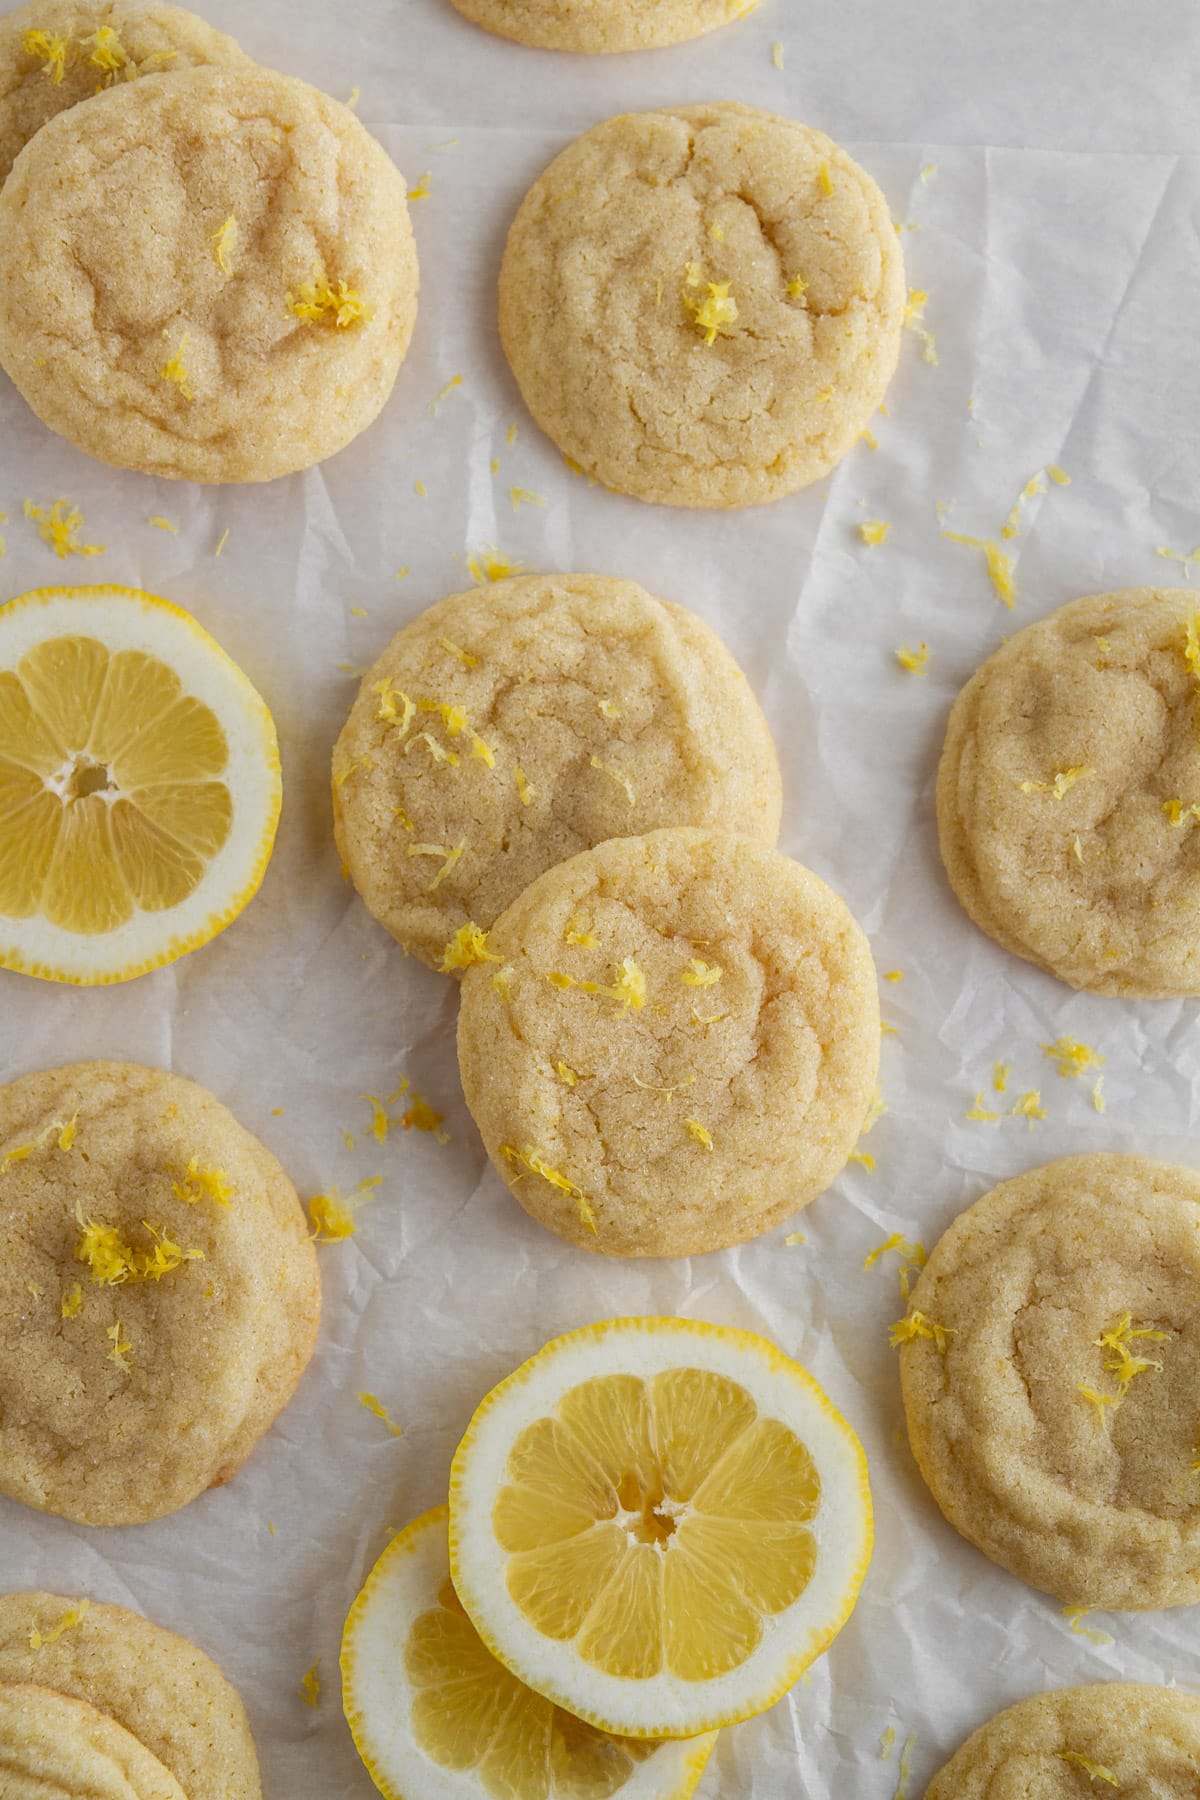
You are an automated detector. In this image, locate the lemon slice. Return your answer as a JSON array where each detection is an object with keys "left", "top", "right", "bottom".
[
  {"left": 342, "top": 1505, "right": 717, "bottom": 1800},
  {"left": 0, "top": 586, "right": 281, "bottom": 984},
  {"left": 449, "top": 1318, "right": 872, "bottom": 1740}
]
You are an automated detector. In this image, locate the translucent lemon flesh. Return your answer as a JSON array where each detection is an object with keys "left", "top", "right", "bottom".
[
  {"left": 492, "top": 1371, "right": 820, "bottom": 1683},
  {"left": 0, "top": 636, "right": 232, "bottom": 934},
  {"left": 407, "top": 1575, "right": 658, "bottom": 1800}
]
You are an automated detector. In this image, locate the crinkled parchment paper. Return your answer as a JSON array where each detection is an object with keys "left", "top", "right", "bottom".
[{"left": 2, "top": 0, "right": 1200, "bottom": 1793}]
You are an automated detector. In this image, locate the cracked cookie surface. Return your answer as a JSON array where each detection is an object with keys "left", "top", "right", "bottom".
[
  {"left": 0, "top": 64, "right": 417, "bottom": 482},
  {"left": 447, "top": 0, "right": 751, "bottom": 52},
  {"left": 899, "top": 1154, "right": 1200, "bottom": 1610},
  {"left": 0, "top": 1681, "right": 184, "bottom": 1800},
  {"left": 498, "top": 103, "right": 904, "bottom": 508},
  {"left": 334, "top": 574, "right": 782, "bottom": 971},
  {"left": 0, "top": 1593, "right": 260, "bottom": 1800},
  {"left": 938, "top": 588, "right": 1200, "bottom": 996},
  {"left": 0, "top": 1060, "right": 320, "bottom": 1527},
  {"left": 457, "top": 828, "right": 880, "bottom": 1257},
  {"left": 0, "top": 0, "right": 249, "bottom": 186},
  {"left": 926, "top": 1684, "right": 1200, "bottom": 1799}
]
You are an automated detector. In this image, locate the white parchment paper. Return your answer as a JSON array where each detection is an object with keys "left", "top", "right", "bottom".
[{"left": 2, "top": 1, "right": 1200, "bottom": 1793}]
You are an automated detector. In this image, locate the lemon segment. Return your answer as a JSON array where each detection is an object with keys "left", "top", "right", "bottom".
[
  {"left": 0, "top": 587, "right": 280, "bottom": 983},
  {"left": 449, "top": 1318, "right": 872, "bottom": 1739},
  {"left": 341, "top": 1506, "right": 716, "bottom": 1800}
]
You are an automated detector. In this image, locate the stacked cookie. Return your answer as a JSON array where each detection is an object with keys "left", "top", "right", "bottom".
[
  {"left": 0, "top": 1, "right": 419, "bottom": 481},
  {"left": 335, "top": 573, "right": 883, "bottom": 1257}
]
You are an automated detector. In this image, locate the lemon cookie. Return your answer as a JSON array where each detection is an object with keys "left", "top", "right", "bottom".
[
  {"left": 0, "top": 1, "right": 249, "bottom": 186},
  {"left": 457, "top": 828, "right": 880, "bottom": 1257},
  {"left": 898, "top": 1154, "right": 1200, "bottom": 1610},
  {"left": 498, "top": 104, "right": 904, "bottom": 508},
  {"left": 333, "top": 574, "right": 782, "bottom": 971},
  {"left": 937, "top": 588, "right": 1200, "bottom": 996},
  {"left": 926, "top": 1683, "right": 1200, "bottom": 1798},
  {"left": 0, "top": 1681, "right": 184, "bottom": 1800},
  {"left": 0, "top": 1060, "right": 320, "bottom": 1527},
  {"left": 447, "top": 0, "right": 751, "bottom": 53},
  {"left": 0, "top": 1593, "right": 260, "bottom": 1800},
  {"left": 0, "top": 64, "right": 418, "bottom": 482}
]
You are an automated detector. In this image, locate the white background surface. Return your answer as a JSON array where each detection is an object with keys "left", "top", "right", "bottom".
[{"left": 1, "top": 1, "right": 1200, "bottom": 1794}]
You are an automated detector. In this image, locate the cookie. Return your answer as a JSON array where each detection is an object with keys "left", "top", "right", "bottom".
[
  {"left": 0, "top": 0, "right": 249, "bottom": 186},
  {"left": 0, "top": 1060, "right": 320, "bottom": 1527},
  {"left": 498, "top": 103, "right": 904, "bottom": 508},
  {"left": 333, "top": 574, "right": 783, "bottom": 971},
  {"left": 447, "top": 0, "right": 751, "bottom": 53},
  {"left": 0, "top": 1681, "right": 184, "bottom": 1800},
  {"left": 937, "top": 588, "right": 1200, "bottom": 996},
  {"left": 0, "top": 64, "right": 418, "bottom": 482},
  {"left": 898, "top": 1154, "right": 1200, "bottom": 1610},
  {"left": 0, "top": 1593, "right": 260, "bottom": 1800},
  {"left": 457, "top": 827, "right": 880, "bottom": 1257},
  {"left": 926, "top": 1683, "right": 1200, "bottom": 1799}
]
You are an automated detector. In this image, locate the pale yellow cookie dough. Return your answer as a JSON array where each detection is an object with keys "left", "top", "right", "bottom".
[
  {"left": 0, "top": 64, "right": 418, "bottom": 482},
  {"left": 0, "top": 1594, "right": 260, "bottom": 1800},
  {"left": 938, "top": 588, "right": 1200, "bottom": 996},
  {"left": 926, "top": 1683, "right": 1200, "bottom": 1799},
  {"left": 457, "top": 827, "right": 880, "bottom": 1256},
  {"left": 333, "top": 574, "right": 783, "bottom": 970},
  {"left": 899, "top": 1154, "right": 1200, "bottom": 1610},
  {"left": 498, "top": 103, "right": 904, "bottom": 508},
  {"left": 0, "top": 0, "right": 249, "bottom": 185},
  {"left": 0, "top": 1060, "right": 320, "bottom": 1527},
  {"left": 0, "top": 1681, "right": 184, "bottom": 1800},
  {"left": 447, "top": 0, "right": 752, "bottom": 53}
]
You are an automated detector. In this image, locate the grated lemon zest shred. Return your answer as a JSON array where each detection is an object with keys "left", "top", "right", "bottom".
[
  {"left": 308, "top": 1177, "right": 381, "bottom": 1243},
  {"left": 402, "top": 1093, "right": 448, "bottom": 1141},
  {"left": 428, "top": 374, "right": 463, "bottom": 415},
  {"left": 598, "top": 697, "right": 622, "bottom": 720},
  {"left": 966, "top": 1091, "right": 1001, "bottom": 1121},
  {"left": 1078, "top": 1384, "right": 1120, "bottom": 1425},
  {"left": 1062, "top": 1606, "right": 1113, "bottom": 1645},
  {"left": 1042, "top": 1037, "right": 1105, "bottom": 1078},
  {"left": 903, "top": 289, "right": 938, "bottom": 364},
  {"left": 941, "top": 528, "right": 1015, "bottom": 606},
  {"left": 61, "top": 1283, "right": 83, "bottom": 1319},
  {"left": 589, "top": 756, "right": 635, "bottom": 803},
  {"left": 860, "top": 520, "right": 891, "bottom": 547},
  {"left": 22, "top": 29, "right": 70, "bottom": 82},
  {"left": 439, "top": 635, "right": 477, "bottom": 668},
  {"left": 1092, "top": 1076, "right": 1105, "bottom": 1113},
  {"left": 686, "top": 1118, "right": 714, "bottom": 1151},
  {"left": 29, "top": 1600, "right": 89, "bottom": 1650},
  {"left": 160, "top": 334, "right": 193, "bottom": 400},
  {"left": 1019, "top": 766, "right": 1093, "bottom": 798},
  {"left": 86, "top": 25, "right": 127, "bottom": 80},
  {"left": 848, "top": 1151, "right": 876, "bottom": 1170},
  {"left": 817, "top": 160, "right": 833, "bottom": 196},
  {"left": 771, "top": 40, "right": 784, "bottom": 69},
  {"left": 439, "top": 922, "right": 502, "bottom": 972},
  {"left": 992, "top": 1063, "right": 1011, "bottom": 1093},
  {"left": 891, "top": 1311, "right": 952, "bottom": 1352},
  {"left": 467, "top": 546, "right": 523, "bottom": 583},
  {"left": 555, "top": 1061, "right": 579, "bottom": 1087},
  {"left": 787, "top": 273, "right": 808, "bottom": 299},
  {"left": 299, "top": 1664, "right": 321, "bottom": 1707},
  {"left": 893, "top": 1733, "right": 916, "bottom": 1800},
  {"left": 895, "top": 642, "right": 929, "bottom": 674},
  {"left": 681, "top": 958, "right": 722, "bottom": 987},
  {"left": 879, "top": 1725, "right": 896, "bottom": 1760},
  {"left": 865, "top": 1233, "right": 927, "bottom": 1296},
  {"left": 173, "top": 1157, "right": 233, "bottom": 1207},
  {"left": 288, "top": 280, "right": 369, "bottom": 329},
  {"left": 510, "top": 487, "right": 547, "bottom": 513},
  {"left": 515, "top": 767, "right": 536, "bottom": 806},
  {"left": 1010, "top": 1090, "right": 1045, "bottom": 1126},
  {"left": 405, "top": 732, "right": 458, "bottom": 766},
  {"left": 565, "top": 917, "right": 597, "bottom": 948},
  {"left": 408, "top": 172, "right": 431, "bottom": 201},
  {"left": 211, "top": 216, "right": 238, "bottom": 275},
  {"left": 502, "top": 1144, "right": 596, "bottom": 1233},
  {"left": 107, "top": 1321, "right": 132, "bottom": 1370},
  {"left": 1060, "top": 1752, "right": 1118, "bottom": 1787},
  {"left": 24, "top": 498, "right": 104, "bottom": 559},
  {"left": 683, "top": 269, "right": 739, "bottom": 345},
  {"left": 357, "top": 1392, "right": 403, "bottom": 1436},
  {"left": 148, "top": 516, "right": 177, "bottom": 534}
]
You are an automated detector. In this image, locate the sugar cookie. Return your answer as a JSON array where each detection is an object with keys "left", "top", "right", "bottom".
[
  {"left": 447, "top": 0, "right": 751, "bottom": 53},
  {"left": 0, "top": 1681, "right": 184, "bottom": 1800}
]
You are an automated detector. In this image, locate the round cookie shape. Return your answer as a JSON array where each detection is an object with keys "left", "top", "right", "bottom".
[
  {"left": 0, "top": 1060, "right": 321, "bottom": 1527},
  {"left": 937, "top": 588, "right": 1200, "bottom": 997},
  {"left": 0, "top": 1681, "right": 185, "bottom": 1800},
  {"left": 0, "top": 0, "right": 250, "bottom": 187},
  {"left": 0, "top": 1594, "right": 260, "bottom": 1800},
  {"left": 498, "top": 103, "right": 904, "bottom": 509},
  {"left": 334, "top": 574, "right": 783, "bottom": 970},
  {"left": 926, "top": 1683, "right": 1200, "bottom": 1799},
  {"left": 447, "top": 0, "right": 751, "bottom": 53},
  {"left": 898, "top": 1154, "right": 1200, "bottom": 1610},
  {"left": 457, "top": 827, "right": 880, "bottom": 1257},
  {"left": 0, "top": 65, "right": 418, "bottom": 483}
]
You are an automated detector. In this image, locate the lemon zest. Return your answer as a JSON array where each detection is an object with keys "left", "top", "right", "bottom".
[
  {"left": 29, "top": 1600, "right": 89, "bottom": 1650},
  {"left": 439, "top": 921, "right": 502, "bottom": 972},
  {"left": 1092, "top": 1076, "right": 1106, "bottom": 1113},
  {"left": 681, "top": 958, "right": 722, "bottom": 987},
  {"left": 357, "top": 1392, "right": 403, "bottom": 1436},
  {"left": 214, "top": 528, "right": 230, "bottom": 557},
  {"left": 884, "top": 969, "right": 903, "bottom": 982},
  {"left": 402, "top": 1093, "right": 448, "bottom": 1141},
  {"left": 770, "top": 39, "right": 784, "bottom": 68},
  {"left": 895, "top": 642, "right": 929, "bottom": 674},
  {"left": 879, "top": 1726, "right": 896, "bottom": 1760},
  {"left": 555, "top": 1061, "right": 579, "bottom": 1087},
  {"left": 361, "top": 1095, "right": 391, "bottom": 1144},
  {"left": 408, "top": 841, "right": 464, "bottom": 891},
  {"left": 439, "top": 636, "right": 477, "bottom": 669},
  {"left": 784, "top": 1232, "right": 807, "bottom": 1246},
  {"left": 502, "top": 1144, "right": 596, "bottom": 1234},
  {"left": 565, "top": 916, "right": 597, "bottom": 948},
  {"left": 787, "top": 273, "right": 808, "bottom": 299},
  {"left": 107, "top": 1321, "right": 132, "bottom": 1370},
  {"left": 860, "top": 520, "right": 891, "bottom": 547},
  {"left": 299, "top": 1664, "right": 321, "bottom": 1707},
  {"left": 1042, "top": 1037, "right": 1105, "bottom": 1078},
  {"left": 1163, "top": 797, "right": 1200, "bottom": 825},
  {"left": 211, "top": 216, "right": 238, "bottom": 276},
  {"left": 859, "top": 426, "right": 878, "bottom": 449},
  {"left": 86, "top": 25, "right": 127, "bottom": 80},
  {"left": 26, "top": 1279, "right": 42, "bottom": 1301},
  {"left": 289, "top": 280, "right": 369, "bottom": 328},
  {"left": 22, "top": 29, "right": 70, "bottom": 82},
  {"left": 862, "top": 1085, "right": 887, "bottom": 1133},
  {"left": 23, "top": 498, "right": 104, "bottom": 559},
  {"left": 817, "top": 160, "right": 833, "bottom": 197},
  {"left": 920, "top": 163, "right": 937, "bottom": 183},
  {"left": 60, "top": 1283, "right": 83, "bottom": 1319},
  {"left": 848, "top": 1151, "right": 876, "bottom": 1170},
  {"left": 333, "top": 752, "right": 374, "bottom": 787},
  {"left": 686, "top": 1118, "right": 714, "bottom": 1151},
  {"left": 373, "top": 681, "right": 415, "bottom": 734},
  {"left": 428, "top": 374, "right": 463, "bottom": 415},
  {"left": 470, "top": 733, "right": 496, "bottom": 768},
  {"left": 1095, "top": 1314, "right": 1166, "bottom": 1397},
  {"left": 864, "top": 1233, "right": 927, "bottom": 1297},
  {"left": 683, "top": 269, "right": 739, "bottom": 345},
  {"left": 75, "top": 1208, "right": 203, "bottom": 1285},
  {"left": 1001, "top": 472, "right": 1047, "bottom": 540},
  {"left": 1060, "top": 1752, "right": 1118, "bottom": 1787},
  {"left": 1019, "top": 766, "right": 1093, "bottom": 798},
  {"left": 940, "top": 528, "right": 1015, "bottom": 606},
  {"left": 1062, "top": 1605, "right": 1113, "bottom": 1645},
  {"left": 1078, "top": 1384, "right": 1121, "bottom": 1424},
  {"left": 890, "top": 1311, "right": 951, "bottom": 1352},
  {"left": 467, "top": 545, "right": 523, "bottom": 583},
  {"left": 966, "top": 1091, "right": 1001, "bottom": 1121},
  {"left": 589, "top": 755, "right": 635, "bottom": 803},
  {"left": 1010, "top": 1090, "right": 1045, "bottom": 1126},
  {"left": 1185, "top": 613, "right": 1200, "bottom": 684},
  {"left": 992, "top": 1063, "right": 1011, "bottom": 1093},
  {"left": 893, "top": 1733, "right": 917, "bottom": 1800},
  {"left": 405, "top": 732, "right": 459, "bottom": 767},
  {"left": 172, "top": 1157, "right": 233, "bottom": 1207},
  {"left": 2, "top": 1116, "right": 76, "bottom": 1172},
  {"left": 1157, "top": 545, "right": 1200, "bottom": 575},
  {"left": 308, "top": 1177, "right": 381, "bottom": 1242},
  {"left": 515, "top": 767, "right": 536, "bottom": 806},
  {"left": 510, "top": 487, "right": 547, "bottom": 514},
  {"left": 492, "top": 964, "right": 514, "bottom": 1001},
  {"left": 903, "top": 289, "right": 938, "bottom": 364},
  {"left": 407, "top": 172, "right": 431, "bottom": 200},
  {"left": 160, "top": 334, "right": 193, "bottom": 401}
]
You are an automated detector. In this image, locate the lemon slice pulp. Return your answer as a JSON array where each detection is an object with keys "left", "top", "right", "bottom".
[
  {"left": 342, "top": 1505, "right": 716, "bottom": 1800},
  {"left": 449, "top": 1318, "right": 873, "bottom": 1740},
  {"left": 0, "top": 587, "right": 280, "bottom": 983}
]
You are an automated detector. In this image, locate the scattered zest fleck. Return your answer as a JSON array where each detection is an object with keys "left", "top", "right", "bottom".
[
  {"left": 60, "top": 1283, "right": 82, "bottom": 1319},
  {"left": 555, "top": 1061, "right": 579, "bottom": 1087},
  {"left": 409, "top": 841, "right": 464, "bottom": 891},
  {"left": 686, "top": 1118, "right": 714, "bottom": 1151},
  {"left": 24, "top": 498, "right": 104, "bottom": 559},
  {"left": 1063, "top": 1606, "right": 1113, "bottom": 1646},
  {"left": 510, "top": 487, "right": 546, "bottom": 512},
  {"left": 22, "top": 29, "right": 70, "bottom": 83},
  {"left": 940, "top": 529, "right": 1015, "bottom": 607},
  {"left": 771, "top": 40, "right": 784, "bottom": 69},
  {"left": 428, "top": 374, "right": 463, "bottom": 415},
  {"left": 966, "top": 1091, "right": 1001, "bottom": 1122},
  {"left": 439, "top": 921, "right": 502, "bottom": 973},
  {"left": 1042, "top": 1036, "right": 1105, "bottom": 1079},
  {"left": 860, "top": 520, "right": 891, "bottom": 547},
  {"left": 211, "top": 216, "right": 238, "bottom": 276},
  {"left": 683, "top": 265, "right": 739, "bottom": 345},
  {"left": 107, "top": 1321, "right": 132, "bottom": 1370},
  {"left": 1010, "top": 1090, "right": 1045, "bottom": 1126},
  {"left": 160, "top": 333, "right": 193, "bottom": 400},
  {"left": 895, "top": 642, "right": 929, "bottom": 674},
  {"left": 903, "top": 288, "right": 938, "bottom": 364},
  {"left": 502, "top": 1145, "right": 596, "bottom": 1234},
  {"left": 1092, "top": 1076, "right": 1106, "bottom": 1113},
  {"left": 890, "top": 1311, "right": 951, "bottom": 1352},
  {"left": 467, "top": 545, "right": 523, "bottom": 583},
  {"left": 299, "top": 1664, "right": 321, "bottom": 1708},
  {"left": 515, "top": 766, "right": 536, "bottom": 806},
  {"left": 1019, "top": 766, "right": 1093, "bottom": 799},
  {"left": 357, "top": 1392, "right": 403, "bottom": 1437},
  {"left": 408, "top": 172, "right": 431, "bottom": 201},
  {"left": 308, "top": 1177, "right": 381, "bottom": 1242},
  {"left": 864, "top": 1233, "right": 927, "bottom": 1297},
  {"left": 288, "top": 280, "right": 369, "bottom": 329},
  {"left": 173, "top": 1157, "right": 233, "bottom": 1207},
  {"left": 993, "top": 1062, "right": 1011, "bottom": 1093},
  {"left": 402, "top": 1093, "right": 448, "bottom": 1142},
  {"left": 817, "top": 160, "right": 833, "bottom": 197},
  {"left": 1060, "top": 1752, "right": 1118, "bottom": 1787},
  {"left": 784, "top": 1232, "right": 807, "bottom": 1247},
  {"left": 148, "top": 516, "right": 177, "bottom": 535},
  {"left": 29, "top": 1600, "right": 89, "bottom": 1651},
  {"left": 681, "top": 958, "right": 722, "bottom": 987},
  {"left": 589, "top": 755, "right": 635, "bottom": 804}
]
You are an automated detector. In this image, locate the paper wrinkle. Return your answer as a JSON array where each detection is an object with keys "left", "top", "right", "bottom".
[{"left": 0, "top": 13, "right": 1199, "bottom": 1793}]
